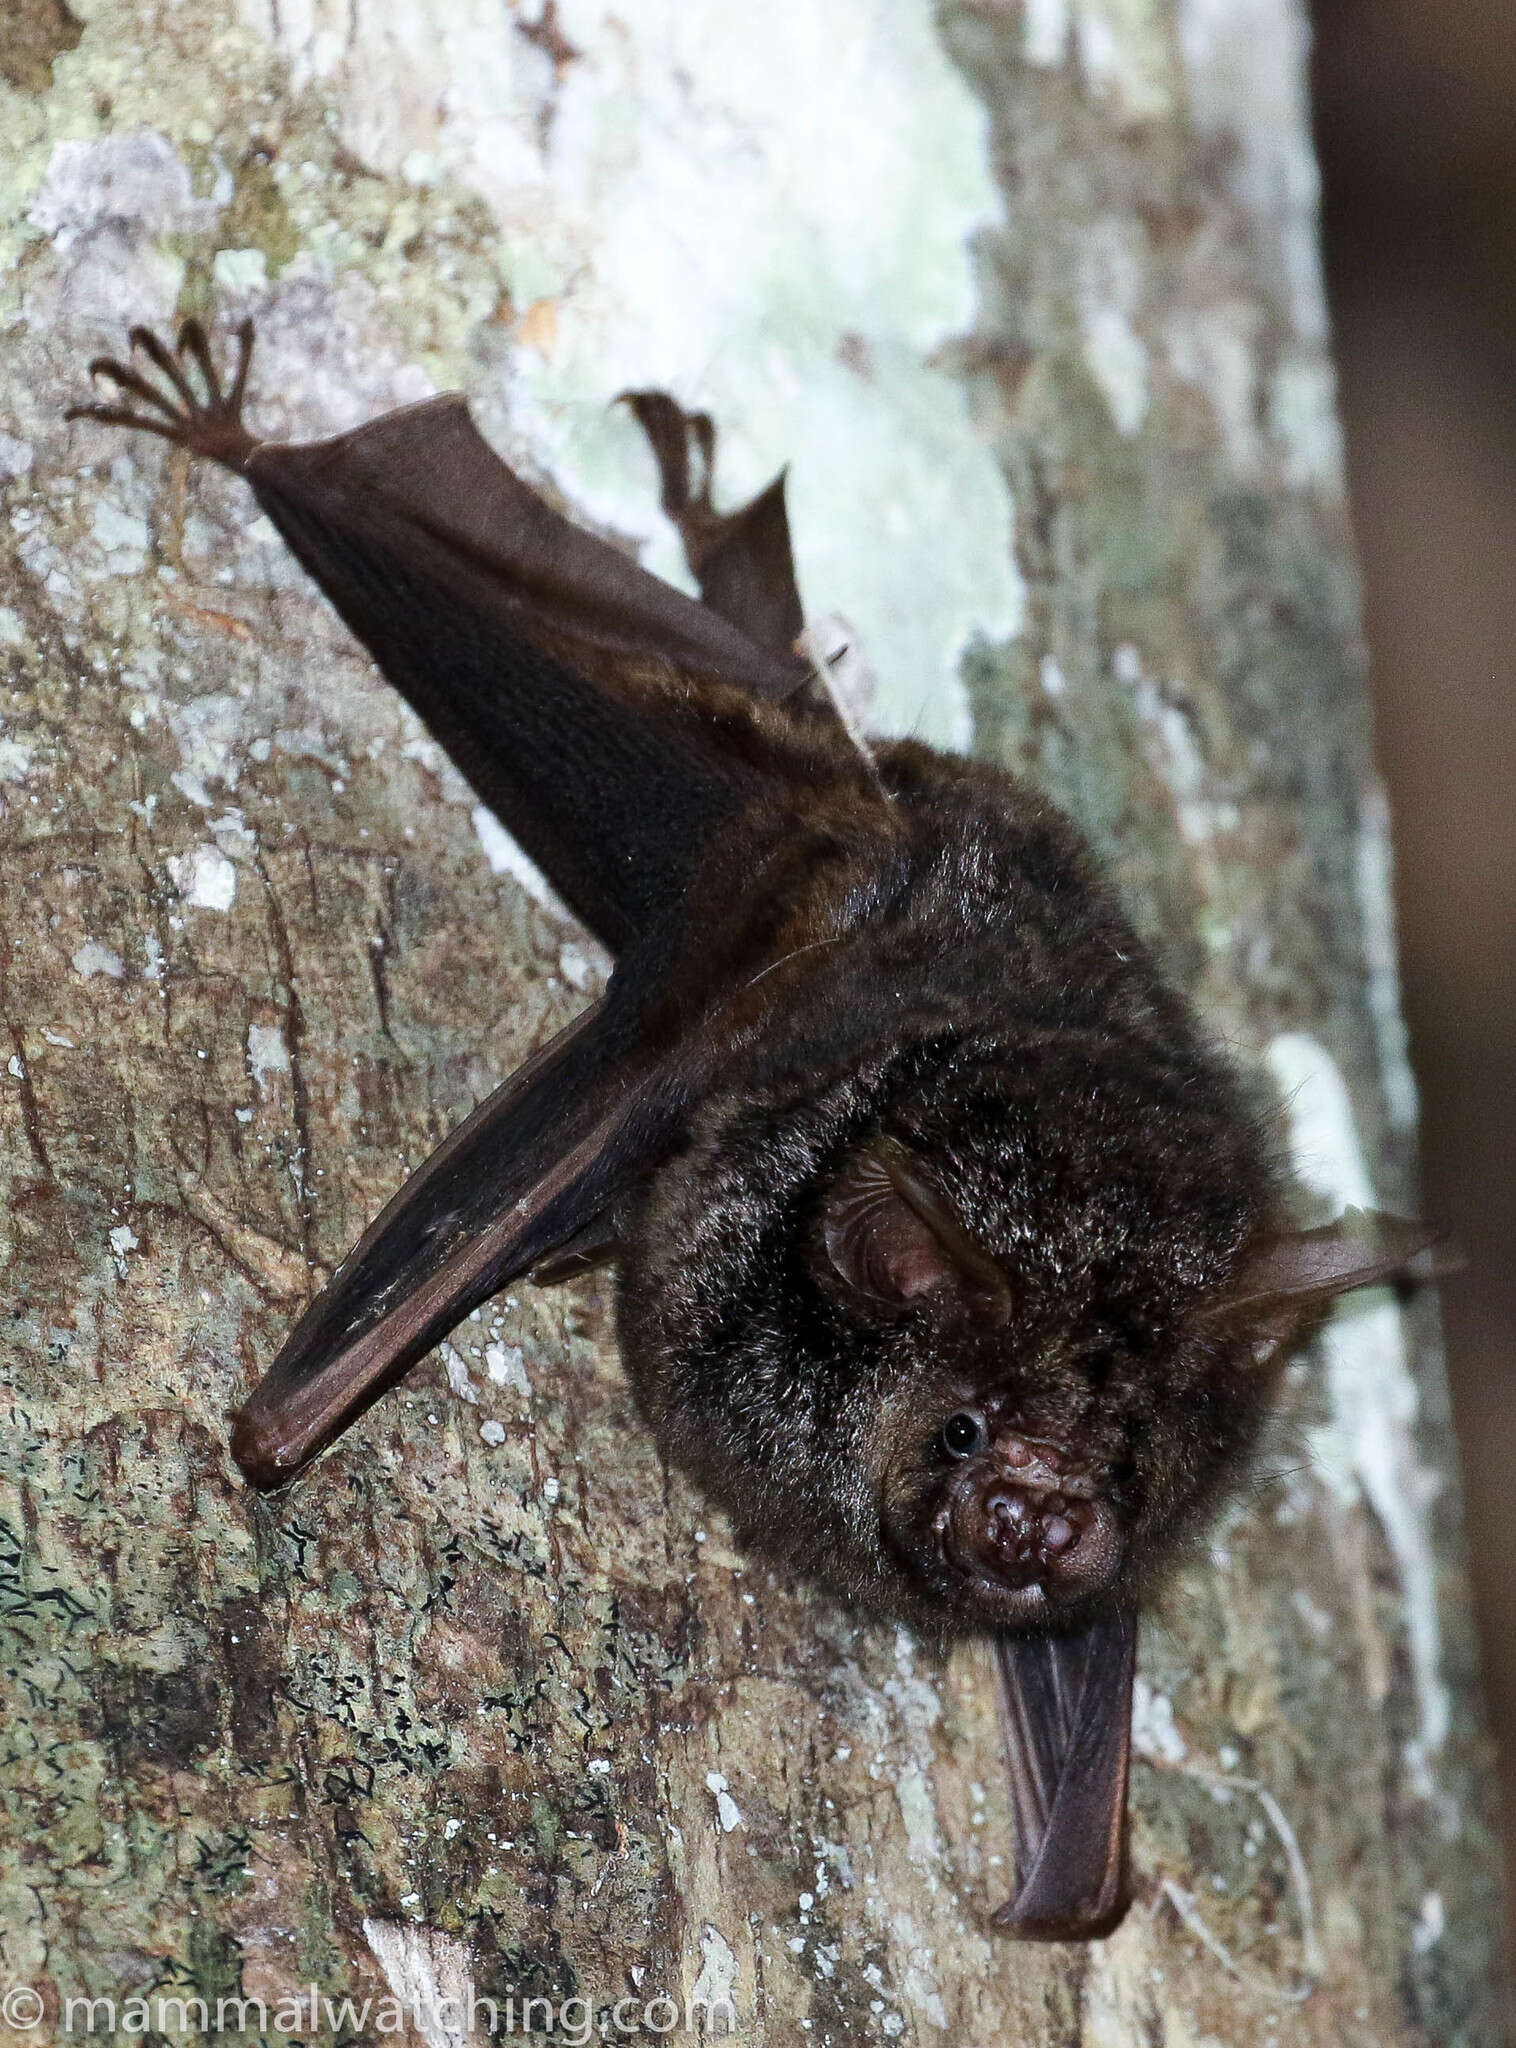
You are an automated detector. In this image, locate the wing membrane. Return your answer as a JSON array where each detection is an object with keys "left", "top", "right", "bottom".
[{"left": 991, "top": 1608, "right": 1136, "bottom": 1940}]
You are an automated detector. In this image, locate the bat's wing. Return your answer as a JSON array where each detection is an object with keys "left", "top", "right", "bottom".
[
  {"left": 991, "top": 1607, "right": 1136, "bottom": 1940},
  {"left": 68, "top": 321, "right": 823, "bottom": 952},
  {"left": 66, "top": 322, "right": 862, "bottom": 1489},
  {"left": 230, "top": 988, "right": 688, "bottom": 1488},
  {"left": 619, "top": 391, "right": 805, "bottom": 662}
]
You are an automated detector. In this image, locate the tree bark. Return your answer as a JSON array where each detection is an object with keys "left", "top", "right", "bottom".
[{"left": 0, "top": 1, "right": 1504, "bottom": 2043}]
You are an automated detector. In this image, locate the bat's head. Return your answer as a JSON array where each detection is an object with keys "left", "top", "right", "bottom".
[
  {"left": 844, "top": 1036, "right": 1442, "bottom": 1634},
  {"left": 619, "top": 1026, "right": 1438, "bottom": 1637},
  {"left": 809, "top": 1033, "right": 1285, "bottom": 1633}
]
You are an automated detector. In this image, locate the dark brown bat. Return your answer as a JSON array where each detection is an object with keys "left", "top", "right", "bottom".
[{"left": 68, "top": 320, "right": 1445, "bottom": 1942}]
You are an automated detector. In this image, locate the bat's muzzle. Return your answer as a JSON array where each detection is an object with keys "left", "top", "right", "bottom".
[{"left": 941, "top": 1432, "right": 1123, "bottom": 1616}]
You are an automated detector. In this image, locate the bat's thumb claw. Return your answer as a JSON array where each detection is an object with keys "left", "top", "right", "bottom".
[
  {"left": 229, "top": 1402, "right": 301, "bottom": 1491},
  {"left": 991, "top": 1877, "right": 1131, "bottom": 1943}
]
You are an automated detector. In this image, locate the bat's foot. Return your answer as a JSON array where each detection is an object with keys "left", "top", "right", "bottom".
[{"left": 65, "top": 318, "right": 258, "bottom": 471}]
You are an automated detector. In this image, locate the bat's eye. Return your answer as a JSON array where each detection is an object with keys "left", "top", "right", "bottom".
[{"left": 940, "top": 1411, "right": 986, "bottom": 1460}]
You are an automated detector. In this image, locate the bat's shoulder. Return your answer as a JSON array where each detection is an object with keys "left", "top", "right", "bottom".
[{"left": 873, "top": 740, "right": 1110, "bottom": 902}]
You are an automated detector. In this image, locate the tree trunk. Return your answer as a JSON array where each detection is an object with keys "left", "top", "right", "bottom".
[{"left": 0, "top": 1, "right": 1504, "bottom": 2042}]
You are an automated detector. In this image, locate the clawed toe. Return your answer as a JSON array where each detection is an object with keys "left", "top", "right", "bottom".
[
  {"left": 84, "top": 354, "right": 185, "bottom": 421},
  {"left": 176, "top": 318, "right": 224, "bottom": 406},
  {"left": 128, "top": 323, "right": 200, "bottom": 410},
  {"left": 62, "top": 401, "right": 189, "bottom": 446}
]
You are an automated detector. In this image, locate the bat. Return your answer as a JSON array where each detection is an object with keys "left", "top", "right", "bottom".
[{"left": 67, "top": 320, "right": 1448, "bottom": 1941}]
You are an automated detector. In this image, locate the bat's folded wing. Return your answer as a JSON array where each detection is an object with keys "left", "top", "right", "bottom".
[
  {"left": 246, "top": 397, "right": 806, "bottom": 701},
  {"left": 231, "top": 991, "right": 686, "bottom": 1489},
  {"left": 992, "top": 1607, "right": 1136, "bottom": 1940},
  {"left": 243, "top": 396, "right": 816, "bottom": 952}
]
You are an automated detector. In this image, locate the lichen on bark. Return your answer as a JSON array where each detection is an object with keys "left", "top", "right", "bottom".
[{"left": 0, "top": 2, "right": 1504, "bottom": 2044}]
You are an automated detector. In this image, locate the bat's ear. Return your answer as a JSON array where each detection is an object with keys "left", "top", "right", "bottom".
[
  {"left": 821, "top": 1141, "right": 1013, "bottom": 1323},
  {"left": 1200, "top": 1208, "right": 1460, "bottom": 1358}
]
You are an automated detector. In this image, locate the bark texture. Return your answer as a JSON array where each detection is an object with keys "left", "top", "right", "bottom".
[{"left": 0, "top": 2, "right": 1505, "bottom": 2043}]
